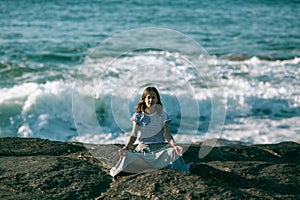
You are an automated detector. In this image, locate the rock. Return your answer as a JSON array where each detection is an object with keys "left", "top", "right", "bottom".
[
  {"left": 0, "top": 137, "right": 299, "bottom": 199},
  {"left": 0, "top": 138, "right": 112, "bottom": 200}
]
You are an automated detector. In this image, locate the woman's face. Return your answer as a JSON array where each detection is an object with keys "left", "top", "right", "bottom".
[{"left": 144, "top": 91, "right": 158, "bottom": 109}]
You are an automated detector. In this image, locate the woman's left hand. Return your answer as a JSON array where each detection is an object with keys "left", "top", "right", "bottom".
[{"left": 173, "top": 145, "right": 183, "bottom": 156}]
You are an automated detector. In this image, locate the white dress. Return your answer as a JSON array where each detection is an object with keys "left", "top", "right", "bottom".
[{"left": 109, "top": 111, "right": 189, "bottom": 177}]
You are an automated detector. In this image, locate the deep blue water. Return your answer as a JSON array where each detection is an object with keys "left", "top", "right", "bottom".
[{"left": 0, "top": 0, "right": 299, "bottom": 144}]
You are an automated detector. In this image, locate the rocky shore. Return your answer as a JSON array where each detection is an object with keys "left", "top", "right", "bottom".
[{"left": 0, "top": 138, "right": 299, "bottom": 199}]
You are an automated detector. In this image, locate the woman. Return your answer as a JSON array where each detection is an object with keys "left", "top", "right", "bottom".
[{"left": 110, "top": 86, "right": 189, "bottom": 177}]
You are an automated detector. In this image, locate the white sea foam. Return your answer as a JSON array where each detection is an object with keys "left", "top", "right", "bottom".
[
  {"left": 0, "top": 81, "right": 76, "bottom": 141},
  {"left": 0, "top": 55, "right": 299, "bottom": 144}
]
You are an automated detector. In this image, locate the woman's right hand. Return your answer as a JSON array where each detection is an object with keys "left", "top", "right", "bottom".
[{"left": 118, "top": 147, "right": 127, "bottom": 158}]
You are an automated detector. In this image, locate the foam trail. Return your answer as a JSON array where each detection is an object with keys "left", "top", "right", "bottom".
[{"left": 1, "top": 54, "right": 299, "bottom": 144}]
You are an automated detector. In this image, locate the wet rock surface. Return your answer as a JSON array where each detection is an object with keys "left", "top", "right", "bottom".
[{"left": 0, "top": 138, "right": 299, "bottom": 199}]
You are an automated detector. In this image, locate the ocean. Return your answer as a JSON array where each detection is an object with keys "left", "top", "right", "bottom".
[{"left": 1, "top": 0, "right": 299, "bottom": 144}]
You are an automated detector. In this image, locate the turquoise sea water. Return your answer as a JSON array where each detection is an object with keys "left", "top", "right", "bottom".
[{"left": 0, "top": 0, "right": 299, "bottom": 144}]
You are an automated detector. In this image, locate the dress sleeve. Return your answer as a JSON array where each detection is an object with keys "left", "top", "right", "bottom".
[
  {"left": 130, "top": 112, "right": 139, "bottom": 123},
  {"left": 130, "top": 112, "right": 143, "bottom": 126},
  {"left": 162, "top": 111, "right": 171, "bottom": 124}
]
